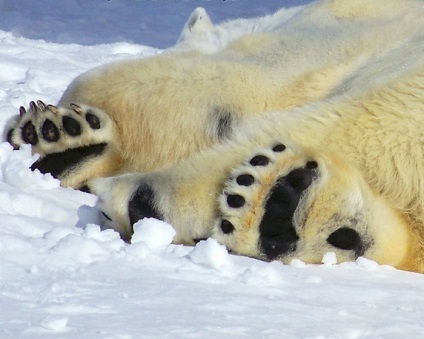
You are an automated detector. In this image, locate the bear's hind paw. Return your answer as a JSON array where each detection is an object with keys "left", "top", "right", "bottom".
[{"left": 213, "top": 142, "right": 319, "bottom": 260}]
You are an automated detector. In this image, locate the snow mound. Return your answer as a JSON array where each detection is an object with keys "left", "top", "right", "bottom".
[
  {"left": 129, "top": 218, "right": 176, "bottom": 258},
  {"left": 189, "top": 238, "right": 231, "bottom": 270},
  {"left": 0, "top": 1, "right": 423, "bottom": 337},
  {"left": 0, "top": 143, "right": 59, "bottom": 190}
]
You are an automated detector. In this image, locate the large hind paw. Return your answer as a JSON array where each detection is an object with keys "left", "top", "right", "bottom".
[
  {"left": 4, "top": 101, "right": 120, "bottom": 190},
  {"left": 213, "top": 142, "right": 319, "bottom": 260}
]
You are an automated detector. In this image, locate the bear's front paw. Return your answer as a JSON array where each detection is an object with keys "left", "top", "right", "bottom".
[
  {"left": 90, "top": 174, "right": 166, "bottom": 242},
  {"left": 4, "top": 101, "right": 119, "bottom": 190},
  {"left": 213, "top": 142, "right": 319, "bottom": 260}
]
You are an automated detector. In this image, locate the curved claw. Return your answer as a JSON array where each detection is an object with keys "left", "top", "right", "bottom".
[
  {"left": 37, "top": 100, "right": 47, "bottom": 111},
  {"left": 70, "top": 103, "right": 83, "bottom": 115},
  {"left": 29, "top": 101, "right": 38, "bottom": 114},
  {"left": 46, "top": 104, "right": 60, "bottom": 115},
  {"left": 19, "top": 106, "right": 27, "bottom": 117}
]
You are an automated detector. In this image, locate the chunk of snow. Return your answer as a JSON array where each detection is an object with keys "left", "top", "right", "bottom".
[
  {"left": 290, "top": 258, "right": 306, "bottom": 268},
  {"left": 356, "top": 257, "right": 382, "bottom": 271},
  {"left": 322, "top": 252, "right": 338, "bottom": 266},
  {"left": 131, "top": 217, "right": 176, "bottom": 252},
  {"left": 189, "top": 238, "right": 231, "bottom": 270},
  {"left": 39, "top": 316, "right": 69, "bottom": 331},
  {"left": 0, "top": 143, "right": 60, "bottom": 190}
]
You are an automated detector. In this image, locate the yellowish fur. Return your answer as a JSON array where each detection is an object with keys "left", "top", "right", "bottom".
[
  {"left": 92, "top": 61, "right": 424, "bottom": 271},
  {"left": 57, "top": 0, "right": 424, "bottom": 180},
  {"left": 9, "top": 0, "right": 424, "bottom": 272},
  {"left": 80, "top": 0, "right": 424, "bottom": 271}
]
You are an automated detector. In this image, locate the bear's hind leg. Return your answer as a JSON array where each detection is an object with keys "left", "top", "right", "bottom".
[
  {"left": 91, "top": 137, "right": 410, "bottom": 269},
  {"left": 4, "top": 101, "right": 121, "bottom": 191},
  {"left": 89, "top": 139, "right": 317, "bottom": 246}
]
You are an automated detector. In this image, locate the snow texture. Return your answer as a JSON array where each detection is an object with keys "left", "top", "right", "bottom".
[{"left": 0, "top": 1, "right": 423, "bottom": 338}]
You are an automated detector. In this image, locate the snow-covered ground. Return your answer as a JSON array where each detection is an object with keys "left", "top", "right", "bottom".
[{"left": 0, "top": 1, "right": 423, "bottom": 338}]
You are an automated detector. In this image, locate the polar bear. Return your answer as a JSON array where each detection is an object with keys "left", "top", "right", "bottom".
[{"left": 4, "top": 0, "right": 424, "bottom": 272}]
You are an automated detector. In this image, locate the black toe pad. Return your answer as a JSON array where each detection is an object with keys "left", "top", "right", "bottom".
[
  {"left": 259, "top": 166, "right": 316, "bottom": 260},
  {"left": 128, "top": 183, "right": 164, "bottom": 226}
]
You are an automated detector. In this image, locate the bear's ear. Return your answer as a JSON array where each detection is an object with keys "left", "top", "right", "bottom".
[{"left": 177, "top": 7, "right": 214, "bottom": 42}]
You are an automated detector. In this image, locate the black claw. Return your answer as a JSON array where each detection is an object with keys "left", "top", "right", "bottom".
[
  {"left": 19, "top": 106, "right": 26, "bottom": 117},
  {"left": 70, "top": 103, "right": 83, "bottom": 115},
  {"left": 37, "top": 100, "right": 47, "bottom": 111},
  {"left": 101, "top": 211, "right": 113, "bottom": 221},
  {"left": 47, "top": 105, "right": 60, "bottom": 115},
  {"left": 29, "top": 101, "right": 37, "bottom": 114}
]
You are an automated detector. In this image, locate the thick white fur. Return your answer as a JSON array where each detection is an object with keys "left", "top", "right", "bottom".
[
  {"left": 90, "top": 0, "right": 424, "bottom": 272},
  {"left": 13, "top": 0, "right": 424, "bottom": 271},
  {"left": 57, "top": 0, "right": 423, "bottom": 181}
]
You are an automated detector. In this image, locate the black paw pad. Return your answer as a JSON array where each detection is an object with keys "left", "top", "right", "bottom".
[
  {"left": 31, "top": 143, "right": 107, "bottom": 177},
  {"left": 62, "top": 116, "right": 82, "bottom": 136},
  {"left": 249, "top": 155, "right": 270, "bottom": 166},
  {"left": 259, "top": 177, "right": 301, "bottom": 260},
  {"left": 285, "top": 168, "right": 314, "bottom": 192},
  {"left": 272, "top": 144, "right": 286, "bottom": 152},
  {"left": 21, "top": 121, "right": 38, "bottom": 145},
  {"left": 41, "top": 119, "right": 60, "bottom": 142},
  {"left": 327, "top": 227, "right": 363, "bottom": 256},
  {"left": 259, "top": 165, "right": 317, "bottom": 260},
  {"left": 6, "top": 129, "right": 19, "bottom": 149},
  {"left": 306, "top": 161, "right": 318, "bottom": 169},
  {"left": 220, "top": 220, "right": 235, "bottom": 234},
  {"left": 86, "top": 113, "right": 101, "bottom": 130},
  {"left": 227, "top": 194, "right": 245, "bottom": 208},
  {"left": 236, "top": 174, "right": 255, "bottom": 186},
  {"left": 128, "top": 183, "right": 164, "bottom": 226}
]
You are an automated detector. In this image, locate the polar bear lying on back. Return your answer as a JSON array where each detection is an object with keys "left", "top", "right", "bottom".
[{"left": 5, "top": 0, "right": 424, "bottom": 272}]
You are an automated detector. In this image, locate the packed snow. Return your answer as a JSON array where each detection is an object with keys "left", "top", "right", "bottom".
[{"left": 0, "top": 1, "right": 423, "bottom": 338}]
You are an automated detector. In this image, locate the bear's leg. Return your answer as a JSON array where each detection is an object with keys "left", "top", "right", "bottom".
[
  {"left": 4, "top": 101, "right": 121, "bottom": 191},
  {"left": 90, "top": 139, "right": 318, "bottom": 244},
  {"left": 91, "top": 136, "right": 410, "bottom": 268}
]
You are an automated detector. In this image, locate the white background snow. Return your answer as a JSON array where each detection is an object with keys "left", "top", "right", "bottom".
[{"left": 0, "top": 1, "right": 423, "bottom": 338}]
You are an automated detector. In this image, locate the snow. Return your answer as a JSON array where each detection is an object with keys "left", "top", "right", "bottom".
[
  {"left": 322, "top": 252, "right": 338, "bottom": 266},
  {"left": 131, "top": 218, "right": 176, "bottom": 253},
  {"left": 0, "top": 0, "right": 423, "bottom": 338}
]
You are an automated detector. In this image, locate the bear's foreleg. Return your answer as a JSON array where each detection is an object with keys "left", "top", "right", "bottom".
[{"left": 4, "top": 101, "right": 122, "bottom": 191}]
